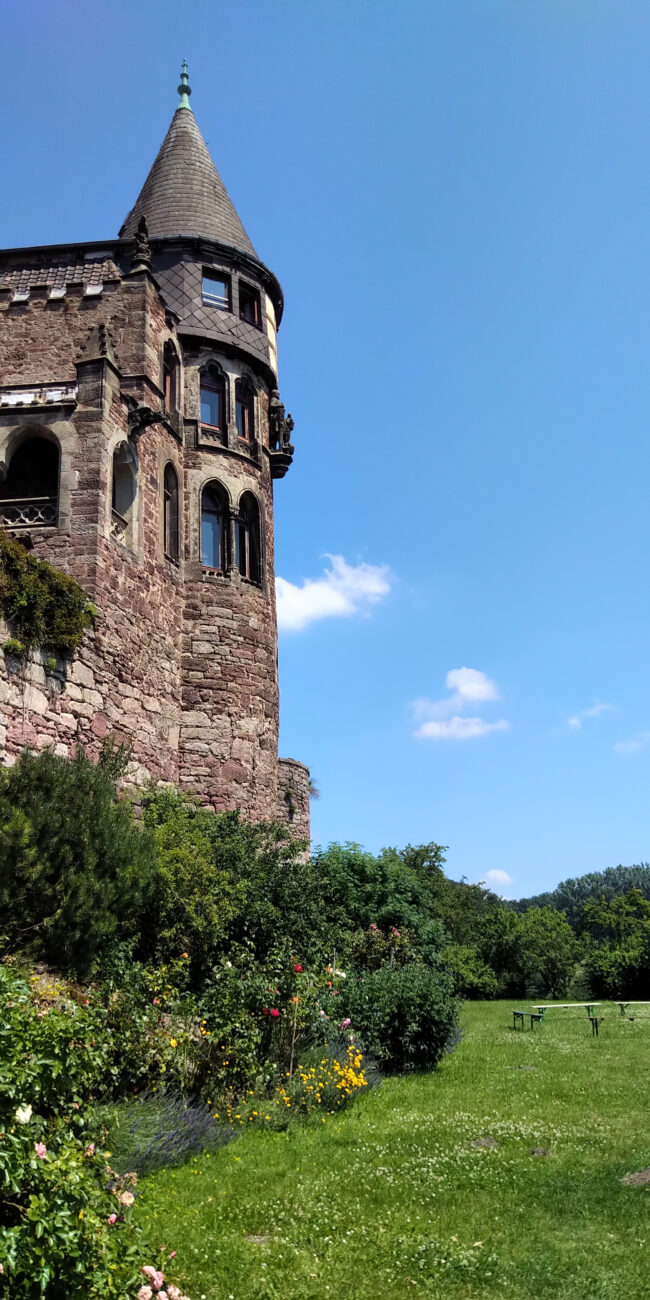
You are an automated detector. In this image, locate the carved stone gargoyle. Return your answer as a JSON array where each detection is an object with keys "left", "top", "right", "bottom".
[{"left": 127, "top": 400, "right": 161, "bottom": 444}]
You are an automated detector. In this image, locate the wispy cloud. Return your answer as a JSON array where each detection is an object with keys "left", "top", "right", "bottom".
[
  {"left": 613, "top": 731, "right": 650, "bottom": 757},
  {"left": 417, "top": 716, "right": 509, "bottom": 741},
  {"left": 276, "top": 555, "right": 391, "bottom": 632},
  {"left": 413, "top": 667, "right": 509, "bottom": 741},
  {"left": 482, "top": 869, "right": 514, "bottom": 890},
  {"left": 567, "top": 701, "right": 613, "bottom": 730}
]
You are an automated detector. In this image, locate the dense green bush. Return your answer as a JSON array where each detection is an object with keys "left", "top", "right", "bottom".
[
  {"left": 0, "top": 745, "right": 156, "bottom": 974},
  {"left": 339, "top": 965, "right": 458, "bottom": 1073},
  {"left": 440, "top": 943, "right": 499, "bottom": 998},
  {"left": 0, "top": 528, "right": 95, "bottom": 656}
]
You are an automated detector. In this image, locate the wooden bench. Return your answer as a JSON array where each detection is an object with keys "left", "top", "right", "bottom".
[
  {"left": 512, "top": 1010, "right": 543, "bottom": 1030},
  {"left": 618, "top": 1001, "right": 650, "bottom": 1018},
  {"left": 534, "top": 1002, "right": 600, "bottom": 1019}
]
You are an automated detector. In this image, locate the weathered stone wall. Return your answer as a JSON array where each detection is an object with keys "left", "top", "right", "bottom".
[
  {"left": 276, "top": 758, "right": 311, "bottom": 841},
  {"left": 0, "top": 242, "right": 309, "bottom": 835}
]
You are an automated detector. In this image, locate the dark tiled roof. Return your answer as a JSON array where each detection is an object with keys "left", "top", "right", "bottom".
[
  {"left": 0, "top": 256, "right": 120, "bottom": 294},
  {"left": 119, "top": 108, "right": 257, "bottom": 257}
]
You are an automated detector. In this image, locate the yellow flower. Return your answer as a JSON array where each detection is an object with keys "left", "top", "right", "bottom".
[{"left": 170, "top": 1038, "right": 177, "bottom": 1048}]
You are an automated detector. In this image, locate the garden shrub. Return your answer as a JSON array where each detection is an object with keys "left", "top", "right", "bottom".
[
  {"left": 339, "top": 964, "right": 459, "bottom": 1073},
  {"left": 0, "top": 745, "right": 156, "bottom": 974},
  {"left": 0, "top": 528, "right": 95, "bottom": 656},
  {"left": 440, "top": 943, "right": 499, "bottom": 998}
]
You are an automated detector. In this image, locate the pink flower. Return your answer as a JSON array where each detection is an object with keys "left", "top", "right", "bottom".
[
  {"left": 119, "top": 1190, "right": 135, "bottom": 1206},
  {"left": 293, "top": 963, "right": 303, "bottom": 973},
  {"left": 369, "top": 924, "right": 377, "bottom": 931},
  {"left": 153, "top": 998, "right": 160, "bottom": 1005},
  {"left": 0, "top": 1264, "right": 4, "bottom": 1274},
  {"left": 158, "top": 1293, "right": 168, "bottom": 1299},
  {"left": 34, "top": 1143, "right": 47, "bottom": 1159},
  {"left": 137, "top": 1289, "right": 153, "bottom": 1300},
  {"left": 85, "top": 1142, "right": 95, "bottom": 1156},
  {"left": 342, "top": 1017, "right": 351, "bottom": 1028},
  {"left": 72, "top": 1102, "right": 79, "bottom": 1110},
  {"left": 169, "top": 1251, "right": 177, "bottom": 1259},
  {"left": 270, "top": 1008, "right": 280, "bottom": 1018},
  {"left": 167, "top": 1288, "right": 181, "bottom": 1300},
  {"left": 108, "top": 1213, "right": 117, "bottom": 1224}
]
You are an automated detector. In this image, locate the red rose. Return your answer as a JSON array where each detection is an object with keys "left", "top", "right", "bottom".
[
  {"left": 270, "top": 1008, "right": 280, "bottom": 1018},
  {"left": 293, "top": 963, "right": 303, "bottom": 973}
]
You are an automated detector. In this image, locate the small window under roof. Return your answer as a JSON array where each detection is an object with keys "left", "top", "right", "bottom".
[{"left": 202, "top": 272, "right": 230, "bottom": 310}]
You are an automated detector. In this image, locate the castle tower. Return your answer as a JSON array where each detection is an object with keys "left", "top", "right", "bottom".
[{"left": 0, "top": 66, "right": 309, "bottom": 837}]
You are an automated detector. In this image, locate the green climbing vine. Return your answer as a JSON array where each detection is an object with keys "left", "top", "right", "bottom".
[{"left": 0, "top": 529, "right": 96, "bottom": 658}]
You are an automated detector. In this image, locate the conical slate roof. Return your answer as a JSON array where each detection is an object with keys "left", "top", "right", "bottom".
[{"left": 119, "top": 101, "right": 257, "bottom": 257}]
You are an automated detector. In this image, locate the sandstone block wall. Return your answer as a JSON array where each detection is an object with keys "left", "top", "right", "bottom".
[{"left": 0, "top": 240, "right": 309, "bottom": 836}]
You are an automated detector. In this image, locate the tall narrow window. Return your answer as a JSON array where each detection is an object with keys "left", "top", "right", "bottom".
[
  {"left": 236, "top": 492, "right": 261, "bottom": 584},
  {"left": 201, "top": 481, "right": 228, "bottom": 570},
  {"left": 163, "top": 341, "right": 179, "bottom": 411},
  {"left": 235, "top": 379, "right": 255, "bottom": 442},
  {"left": 111, "top": 442, "right": 137, "bottom": 549},
  {"left": 202, "top": 272, "right": 231, "bottom": 310},
  {"left": 200, "top": 372, "right": 226, "bottom": 433},
  {"left": 239, "top": 282, "right": 261, "bottom": 327},
  {"left": 163, "top": 462, "right": 179, "bottom": 562}
]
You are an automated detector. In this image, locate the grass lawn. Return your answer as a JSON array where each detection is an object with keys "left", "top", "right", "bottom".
[{"left": 138, "top": 1001, "right": 650, "bottom": 1299}]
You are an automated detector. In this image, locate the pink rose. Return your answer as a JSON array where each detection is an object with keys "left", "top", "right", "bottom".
[
  {"left": 137, "top": 1289, "right": 153, "bottom": 1300},
  {"left": 72, "top": 1102, "right": 79, "bottom": 1109},
  {"left": 119, "top": 1190, "right": 135, "bottom": 1206},
  {"left": 167, "top": 1288, "right": 181, "bottom": 1300},
  {"left": 85, "top": 1142, "right": 95, "bottom": 1156},
  {"left": 342, "top": 1017, "right": 351, "bottom": 1028},
  {"left": 270, "top": 1008, "right": 280, "bottom": 1018},
  {"left": 108, "top": 1213, "right": 117, "bottom": 1225},
  {"left": 169, "top": 1251, "right": 177, "bottom": 1259},
  {"left": 34, "top": 1143, "right": 47, "bottom": 1159},
  {"left": 142, "top": 1267, "right": 158, "bottom": 1281}
]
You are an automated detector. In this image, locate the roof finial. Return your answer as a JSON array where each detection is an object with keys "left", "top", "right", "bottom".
[{"left": 177, "top": 60, "right": 191, "bottom": 109}]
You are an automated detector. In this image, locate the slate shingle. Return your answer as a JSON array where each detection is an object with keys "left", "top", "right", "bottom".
[{"left": 119, "top": 107, "right": 257, "bottom": 257}]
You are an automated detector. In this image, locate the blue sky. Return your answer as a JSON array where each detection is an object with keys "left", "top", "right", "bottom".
[{"left": 3, "top": 0, "right": 650, "bottom": 895}]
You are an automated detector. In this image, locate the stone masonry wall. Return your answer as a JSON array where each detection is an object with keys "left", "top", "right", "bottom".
[
  {"left": 276, "top": 757, "right": 311, "bottom": 841},
  {"left": 0, "top": 243, "right": 309, "bottom": 835}
]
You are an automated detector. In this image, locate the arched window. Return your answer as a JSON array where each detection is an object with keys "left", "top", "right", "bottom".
[
  {"left": 235, "top": 378, "right": 255, "bottom": 442},
  {"left": 236, "top": 492, "right": 261, "bottom": 584},
  {"left": 200, "top": 368, "right": 226, "bottom": 435},
  {"left": 163, "top": 462, "right": 179, "bottom": 562},
  {"left": 163, "top": 341, "right": 180, "bottom": 412},
  {"left": 201, "top": 481, "right": 228, "bottom": 571},
  {"left": 0, "top": 435, "right": 59, "bottom": 529},
  {"left": 111, "top": 442, "right": 137, "bottom": 548}
]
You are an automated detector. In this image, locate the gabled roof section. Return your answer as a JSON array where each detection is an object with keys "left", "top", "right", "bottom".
[{"left": 119, "top": 83, "right": 257, "bottom": 256}]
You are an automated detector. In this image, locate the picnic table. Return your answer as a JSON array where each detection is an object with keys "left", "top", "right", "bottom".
[
  {"left": 533, "top": 1002, "right": 600, "bottom": 1018},
  {"left": 618, "top": 1001, "right": 650, "bottom": 1017},
  {"left": 512, "top": 1009, "right": 544, "bottom": 1030}
]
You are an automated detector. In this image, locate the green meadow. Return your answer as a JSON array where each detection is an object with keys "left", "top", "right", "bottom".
[{"left": 139, "top": 1001, "right": 650, "bottom": 1300}]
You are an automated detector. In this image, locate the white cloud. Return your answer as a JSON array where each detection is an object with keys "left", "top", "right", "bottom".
[
  {"left": 568, "top": 701, "right": 613, "bottom": 730},
  {"left": 412, "top": 666, "right": 508, "bottom": 740},
  {"left": 482, "top": 869, "right": 514, "bottom": 888},
  {"left": 276, "top": 554, "right": 391, "bottom": 632},
  {"left": 613, "top": 731, "right": 650, "bottom": 757},
  {"left": 446, "top": 667, "right": 499, "bottom": 702},
  {"left": 415, "top": 716, "right": 509, "bottom": 741}
]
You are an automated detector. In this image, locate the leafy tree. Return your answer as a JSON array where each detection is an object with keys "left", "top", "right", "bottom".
[
  {"left": 517, "top": 907, "right": 580, "bottom": 997},
  {"left": 0, "top": 745, "right": 156, "bottom": 974}
]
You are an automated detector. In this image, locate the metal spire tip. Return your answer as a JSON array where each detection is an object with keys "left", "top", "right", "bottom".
[{"left": 177, "top": 60, "right": 191, "bottom": 109}]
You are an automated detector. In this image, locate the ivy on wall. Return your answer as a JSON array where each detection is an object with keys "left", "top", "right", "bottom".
[{"left": 0, "top": 529, "right": 96, "bottom": 658}]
